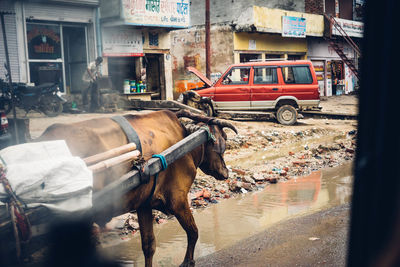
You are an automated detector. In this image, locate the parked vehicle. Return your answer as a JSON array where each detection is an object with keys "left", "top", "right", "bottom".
[
  {"left": 186, "top": 60, "right": 321, "bottom": 125},
  {"left": 0, "top": 111, "right": 11, "bottom": 149},
  {"left": 0, "top": 79, "right": 66, "bottom": 117}
]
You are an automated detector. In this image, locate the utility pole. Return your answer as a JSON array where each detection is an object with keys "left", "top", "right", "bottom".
[
  {"left": 0, "top": 11, "right": 19, "bottom": 144},
  {"left": 205, "top": 0, "right": 211, "bottom": 79}
]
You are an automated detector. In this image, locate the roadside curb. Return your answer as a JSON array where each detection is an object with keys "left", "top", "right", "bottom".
[{"left": 302, "top": 111, "right": 358, "bottom": 120}]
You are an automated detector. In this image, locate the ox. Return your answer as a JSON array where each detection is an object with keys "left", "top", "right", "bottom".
[{"left": 37, "top": 110, "right": 237, "bottom": 267}]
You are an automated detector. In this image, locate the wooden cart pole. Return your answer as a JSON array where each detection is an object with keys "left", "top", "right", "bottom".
[{"left": 91, "top": 128, "right": 209, "bottom": 215}]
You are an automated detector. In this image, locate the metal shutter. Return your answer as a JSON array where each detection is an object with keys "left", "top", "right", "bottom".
[
  {"left": 24, "top": 2, "right": 94, "bottom": 23},
  {"left": 0, "top": 1, "right": 20, "bottom": 82}
]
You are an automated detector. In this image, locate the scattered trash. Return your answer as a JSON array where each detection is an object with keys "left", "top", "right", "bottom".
[{"left": 102, "top": 121, "right": 357, "bottom": 241}]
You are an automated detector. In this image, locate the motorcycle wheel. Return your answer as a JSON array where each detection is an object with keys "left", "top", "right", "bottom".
[
  {"left": 40, "top": 95, "right": 63, "bottom": 117},
  {"left": 0, "top": 98, "right": 12, "bottom": 114}
]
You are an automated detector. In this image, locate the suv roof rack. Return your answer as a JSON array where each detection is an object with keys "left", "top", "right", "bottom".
[{"left": 248, "top": 58, "right": 288, "bottom": 62}]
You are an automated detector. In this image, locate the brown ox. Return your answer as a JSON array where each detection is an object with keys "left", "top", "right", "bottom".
[{"left": 37, "top": 110, "right": 236, "bottom": 267}]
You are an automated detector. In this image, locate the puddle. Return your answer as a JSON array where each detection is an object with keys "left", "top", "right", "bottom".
[{"left": 100, "top": 162, "right": 353, "bottom": 266}]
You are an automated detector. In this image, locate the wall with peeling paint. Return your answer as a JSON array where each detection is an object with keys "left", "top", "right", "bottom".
[
  {"left": 253, "top": 6, "right": 324, "bottom": 36},
  {"left": 170, "top": 25, "right": 234, "bottom": 98},
  {"left": 189, "top": 0, "right": 305, "bottom": 26},
  {"left": 234, "top": 32, "right": 307, "bottom": 53},
  {"left": 142, "top": 29, "right": 171, "bottom": 51}
]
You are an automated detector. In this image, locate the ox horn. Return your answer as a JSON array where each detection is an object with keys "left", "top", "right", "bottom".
[
  {"left": 176, "top": 109, "right": 238, "bottom": 134},
  {"left": 210, "top": 119, "right": 238, "bottom": 134},
  {"left": 176, "top": 109, "right": 213, "bottom": 123}
]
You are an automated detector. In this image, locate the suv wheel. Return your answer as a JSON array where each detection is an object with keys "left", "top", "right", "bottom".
[{"left": 276, "top": 105, "right": 297, "bottom": 125}]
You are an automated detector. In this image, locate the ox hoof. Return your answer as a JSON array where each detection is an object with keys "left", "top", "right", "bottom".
[{"left": 179, "top": 260, "right": 195, "bottom": 267}]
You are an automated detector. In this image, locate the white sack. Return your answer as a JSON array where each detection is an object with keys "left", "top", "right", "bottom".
[{"left": 0, "top": 140, "right": 93, "bottom": 213}]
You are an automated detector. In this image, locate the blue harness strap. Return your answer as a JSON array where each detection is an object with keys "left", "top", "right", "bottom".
[
  {"left": 111, "top": 115, "right": 142, "bottom": 154},
  {"left": 147, "top": 154, "right": 168, "bottom": 199},
  {"left": 152, "top": 154, "right": 168, "bottom": 171}
]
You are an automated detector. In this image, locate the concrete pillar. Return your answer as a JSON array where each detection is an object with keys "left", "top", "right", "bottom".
[
  {"left": 102, "top": 57, "right": 108, "bottom": 76},
  {"left": 164, "top": 53, "right": 173, "bottom": 100},
  {"left": 14, "top": 1, "right": 27, "bottom": 83},
  {"left": 234, "top": 52, "right": 240, "bottom": 64}
]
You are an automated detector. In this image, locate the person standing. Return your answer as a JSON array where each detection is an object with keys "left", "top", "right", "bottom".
[{"left": 82, "top": 57, "right": 103, "bottom": 112}]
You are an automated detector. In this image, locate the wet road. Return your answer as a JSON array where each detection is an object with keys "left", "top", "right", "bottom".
[
  {"left": 101, "top": 162, "right": 353, "bottom": 266},
  {"left": 196, "top": 204, "right": 349, "bottom": 267}
]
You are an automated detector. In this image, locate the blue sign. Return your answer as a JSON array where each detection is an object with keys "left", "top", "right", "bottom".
[{"left": 282, "top": 16, "right": 306, "bottom": 38}]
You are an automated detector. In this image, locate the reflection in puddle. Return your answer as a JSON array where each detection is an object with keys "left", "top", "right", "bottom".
[{"left": 101, "top": 163, "right": 353, "bottom": 266}]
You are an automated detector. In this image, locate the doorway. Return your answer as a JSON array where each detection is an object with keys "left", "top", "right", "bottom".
[
  {"left": 26, "top": 22, "right": 89, "bottom": 94},
  {"left": 331, "top": 60, "right": 344, "bottom": 95},
  {"left": 145, "top": 54, "right": 164, "bottom": 99},
  {"left": 63, "top": 26, "right": 88, "bottom": 94}
]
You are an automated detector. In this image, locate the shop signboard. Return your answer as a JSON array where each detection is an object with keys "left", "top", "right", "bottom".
[
  {"left": 282, "top": 16, "right": 306, "bottom": 38},
  {"left": 332, "top": 18, "right": 364, "bottom": 38},
  {"left": 26, "top": 24, "right": 62, "bottom": 60},
  {"left": 102, "top": 27, "right": 143, "bottom": 57},
  {"left": 121, "top": 0, "right": 190, "bottom": 28}
]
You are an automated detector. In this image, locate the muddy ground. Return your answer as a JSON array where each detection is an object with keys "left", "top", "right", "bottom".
[
  {"left": 26, "top": 95, "right": 358, "bottom": 241},
  {"left": 195, "top": 204, "right": 350, "bottom": 267}
]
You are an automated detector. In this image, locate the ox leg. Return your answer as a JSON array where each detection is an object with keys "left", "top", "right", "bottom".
[
  {"left": 174, "top": 202, "right": 198, "bottom": 267},
  {"left": 137, "top": 207, "right": 156, "bottom": 267}
]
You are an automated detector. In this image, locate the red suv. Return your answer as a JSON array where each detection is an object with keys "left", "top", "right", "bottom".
[{"left": 188, "top": 60, "right": 320, "bottom": 125}]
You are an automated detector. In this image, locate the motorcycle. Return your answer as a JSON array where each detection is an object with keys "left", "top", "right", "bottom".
[{"left": 0, "top": 78, "right": 66, "bottom": 117}]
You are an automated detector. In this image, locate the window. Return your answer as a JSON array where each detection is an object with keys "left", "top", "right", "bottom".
[
  {"left": 240, "top": 53, "right": 261, "bottom": 63},
  {"left": 282, "top": 66, "right": 313, "bottom": 84},
  {"left": 26, "top": 23, "right": 62, "bottom": 60},
  {"left": 253, "top": 67, "right": 278, "bottom": 84},
  {"left": 222, "top": 67, "right": 251, "bottom": 85}
]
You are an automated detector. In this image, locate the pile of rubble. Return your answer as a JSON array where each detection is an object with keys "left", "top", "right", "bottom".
[
  {"left": 101, "top": 126, "right": 357, "bottom": 239},
  {"left": 189, "top": 128, "right": 357, "bottom": 209}
]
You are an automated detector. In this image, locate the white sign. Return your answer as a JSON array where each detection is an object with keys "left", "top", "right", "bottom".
[
  {"left": 282, "top": 16, "right": 306, "bottom": 38},
  {"left": 122, "top": 0, "right": 190, "bottom": 28},
  {"left": 332, "top": 18, "right": 364, "bottom": 38},
  {"left": 249, "top": 40, "right": 256, "bottom": 50},
  {"left": 102, "top": 27, "right": 143, "bottom": 57}
]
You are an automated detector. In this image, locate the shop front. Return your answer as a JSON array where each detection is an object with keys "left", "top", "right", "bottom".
[
  {"left": 102, "top": 26, "right": 171, "bottom": 100},
  {"left": 26, "top": 22, "right": 92, "bottom": 94},
  {"left": 100, "top": 0, "right": 189, "bottom": 100},
  {"left": 308, "top": 37, "right": 358, "bottom": 96},
  {"left": 17, "top": 1, "right": 98, "bottom": 94}
]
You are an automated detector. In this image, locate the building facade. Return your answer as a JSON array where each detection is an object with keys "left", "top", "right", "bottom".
[
  {"left": 0, "top": 0, "right": 100, "bottom": 95},
  {"left": 171, "top": 0, "right": 364, "bottom": 98},
  {"left": 100, "top": 0, "right": 190, "bottom": 100},
  {"left": 306, "top": 0, "right": 364, "bottom": 96}
]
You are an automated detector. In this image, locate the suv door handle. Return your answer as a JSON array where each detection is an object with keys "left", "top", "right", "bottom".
[{"left": 272, "top": 88, "right": 279, "bottom": 91}]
